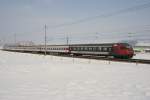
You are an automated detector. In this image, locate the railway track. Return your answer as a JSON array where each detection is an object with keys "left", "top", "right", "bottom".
[
  {"left": 114, "top": 58, "right": 150, "bottom": 64},
  {"left": 2, "top": 49, "right": 150, "bottom": 64},
  {"left": 67, "top": 55, "right": 150, "bottom": 64}
]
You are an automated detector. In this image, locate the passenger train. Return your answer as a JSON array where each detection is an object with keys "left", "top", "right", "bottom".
[{"left": 3, "top": 43, "right": 134, "bottom": 59}]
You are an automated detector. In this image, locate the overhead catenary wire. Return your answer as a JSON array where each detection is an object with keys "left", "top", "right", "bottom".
[
  {"left": 49, "top": 2, "right": 150, "bottom": 29},
  {"left": 10, "top": 2, "right": 149, "bottom": 45}
]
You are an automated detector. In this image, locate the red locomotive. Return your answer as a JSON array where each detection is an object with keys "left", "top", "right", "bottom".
[{"left": 112, "top": 43, "right": 134, "bottom": 58}]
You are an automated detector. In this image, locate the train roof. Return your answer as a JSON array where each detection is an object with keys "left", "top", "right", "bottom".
[
  {"left": 4, "top": 43, "right": 131, "bottom": 47},
  {"left": 69, "top": 43, "right": 130, "bottom": 46},
  {"left": 69, "top": 43, "right": 114, "bottom": 46}
]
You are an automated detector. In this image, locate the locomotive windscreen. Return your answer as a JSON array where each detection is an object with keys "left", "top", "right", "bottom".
[{"left": 120, "top": 43, "right": 132, "bottom": 49}]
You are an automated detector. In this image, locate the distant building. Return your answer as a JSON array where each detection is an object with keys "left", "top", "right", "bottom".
[
  {"left": 16, "top": 41, "right": 34, "bottom": 46},
  {"left": 4, "top": 41, "right": 35, "bottom": 47}
]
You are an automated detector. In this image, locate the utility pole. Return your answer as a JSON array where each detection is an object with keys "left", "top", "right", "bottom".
[
  {"left": 95, "top": 32, "right": 98, "bottom": 43},
  {"left": 66, "top": 35, "right": 69, "bottom": 45},
  {"left": 14, "top": 34, "right": 16, "bottom": 44},
  {"left": 44, "top": 24, "right": 47, "bottom": 55}
]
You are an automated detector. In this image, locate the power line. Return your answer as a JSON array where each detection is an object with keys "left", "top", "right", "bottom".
[{"left": 49, "top": 2, "right": 150, "bottom": 29}]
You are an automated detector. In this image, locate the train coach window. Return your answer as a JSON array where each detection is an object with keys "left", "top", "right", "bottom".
[
  {"left": 93, "top": 47, "right": 97, "bottom": 51},
  {"left": 98, "top": 47, "right": 102, "bottom": 51},
  {"left": 84, "top": 47, "right": 88, "bottom": 51},
  {"left": 89, "top": 47, "right": 92, "bottom": 51},
  {"left": 77, "top": 47, "right": 80, "bottom": 51},
  {"left": 79, "top": 47, "right": 82, "bottom": 51},
  {"left": 81, "top": 47, "right": 84, "bottom": 51},
  {"left": 102, "top": 47, "right": 107, "bottom": 51},
  {"left": 80, "top": 47, "right": 82, "bottom": 51},
  {"left": 73, "top": 47, "right": 77, "bottom": 50},
  {"left": 71, "top": 47, "right": 73, "bottom": 50},
  {"left": 104, "top": 48, "right": 107, "bottom": 51},
  {"left": 75, "top": 47, "right": 77, "bottom": 50},
  {"left": 108, "top": 48, "right": 112, "bottom": 51},
  {"left": 95, "top": 47, "right": 99, "bottom": 51}
]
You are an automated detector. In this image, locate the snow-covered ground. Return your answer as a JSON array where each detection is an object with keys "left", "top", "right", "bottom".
[
  {"left": 0, "top": 50, "right": 150, "bottom": 100},
  {"left": 133, "top": 53, "right": 150, "bottom": 60}
]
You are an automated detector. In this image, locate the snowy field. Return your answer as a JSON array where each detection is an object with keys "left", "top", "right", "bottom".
[
  {"left": 133, "top": 53, "right": 150, "bottom": 60},
  {"left": 0, "top": 50, "right": 150, "bottom": 100}
]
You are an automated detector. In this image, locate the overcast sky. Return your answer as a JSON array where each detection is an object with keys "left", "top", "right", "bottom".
[{"left": 0, "top": 0, "right": 150, "bottom": 44}]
